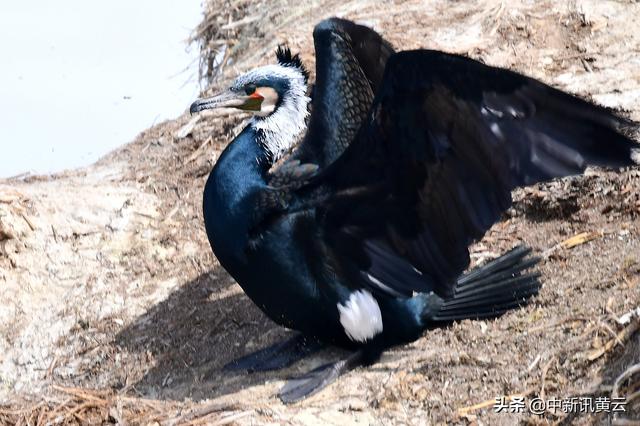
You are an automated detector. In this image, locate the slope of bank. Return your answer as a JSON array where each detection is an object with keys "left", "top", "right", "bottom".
[{"left": 1, "top": 0, "right": 639, "bottom": 424}]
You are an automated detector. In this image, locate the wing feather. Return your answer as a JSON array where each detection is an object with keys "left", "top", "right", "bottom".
[
  {"left": 316, "top": 49, "right": 638, "bottom": 297},
  {"left": 297, "top": 18, "right": 395, "bottom": 166}
]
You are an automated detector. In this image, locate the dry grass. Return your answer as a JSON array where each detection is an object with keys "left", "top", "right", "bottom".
[
  {"left": 0, "top": 385, "right": 244, "bottom": 425},
  {"left": 1, "top": 0, "right": 639, "bottom": 424}
]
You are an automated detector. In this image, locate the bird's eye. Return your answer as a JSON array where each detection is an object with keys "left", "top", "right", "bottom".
[{"left": 244, "top": 84, "right": 257, "bottom": 95}]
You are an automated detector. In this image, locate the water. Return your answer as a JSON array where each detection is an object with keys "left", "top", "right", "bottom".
[{"left": 0, "top": 1, "right": 203, "bottom": 178}]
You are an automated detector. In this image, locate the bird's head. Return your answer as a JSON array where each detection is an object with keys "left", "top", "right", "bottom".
[
  {"left": 190, "top": 46, "right": 311, "bottom": 160},
  {"left": 190, "top": 46, "right": 310, "bottom": 118}
]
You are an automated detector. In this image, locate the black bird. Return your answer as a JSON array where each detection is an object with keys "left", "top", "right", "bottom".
[{"left": 190, "top": 18, "right": 639, "bottom": 402}]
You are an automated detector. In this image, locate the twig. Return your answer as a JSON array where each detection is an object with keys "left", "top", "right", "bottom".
[
  {"left": 457, "top": 389, "right": 534, "bottom": 415},
  {"left": 51, "top": 385, "right": 110, "bottom": 404},
  {"left": 527, "top": 316, "right": 591, "bottom": 333},
  {"left": 560, "top": 231, "right": 602, "bottom": 249},
  {"left": 542, "top": 231, "right": 603, "bottom": 257},
  {"left": 46, "top": 356, "right": 58, "bottom": 379},
  {"left": 187, "top": 137, "right": 213, "bottom": 164},
  {"left": 612, "top": 363, "right": 640, "bottom": 402},
  {"left": 51, "top": 225, "right": 59, "bottom": 243},
  {"left": 20, "top": 213, "right": 36, "bottom": 231},
  {"left": 587, "top": 317, "right": 640, "bottom": 361},
  {"left": 185, "top": 411, "right": 253, "bottom": 426},
  {"left": 210, "top": 411, "right": 253, "bottom": 426},
  {"left": 0, "top": 191, "right": 24, "bottom": 203},
  {"left": 162, "top": 401, "right": 239, "bottom": 426},
  {"left": 528, "top": 353, "right": 542, "bottom": 372},
  {"left": 613, "top": 362, "right": 640, "bottom": 425},
  {"left": 600, "top": 320, "right": 625, "bottom": 347},
  {"left": 44, "top": 396, "right": 75, "bottom": 424},
  {"left": 220, "top": 15, "right": 260, "bottom": 30},
  {"left": 540, "top": 356, "right": 556, "bottom": 402}
]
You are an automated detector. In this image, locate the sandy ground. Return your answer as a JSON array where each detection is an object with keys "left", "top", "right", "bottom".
[{"left": 1, "top": 0, "right": 640, "bottom": 424}]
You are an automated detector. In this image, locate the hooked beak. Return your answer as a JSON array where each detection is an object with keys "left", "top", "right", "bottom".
[{"left": 190, "top": 90, "right": 263, "bottom": 115}]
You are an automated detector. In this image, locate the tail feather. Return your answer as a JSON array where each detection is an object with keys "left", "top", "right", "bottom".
[
  {"left": 432, "top": 245, "right": 541, "bottom": 322},
  {"left": 442, "top": 274, "right": 541, "bottom": 309},
  {"left": 455, "top": 256, "right": 540, "bottom": 291},
  {"left": 456, "top": 245, "right": 532, "bottom": 287},
  {"left": 434, "top": 276, "right": 540, "bottom": 321}
]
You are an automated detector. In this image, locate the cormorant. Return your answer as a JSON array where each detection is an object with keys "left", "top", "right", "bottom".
[{"left": 190, "top": 18, "right": 639, "bottom": 403}]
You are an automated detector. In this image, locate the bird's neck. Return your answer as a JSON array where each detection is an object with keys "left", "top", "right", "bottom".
[
  {"left": 204, "top": 126, "right": 269, "bottom": 266},
  {"left": 203, "top": 82, "right": 309, "bottom": 269},
  {"left": 250, "top": 84, "right": 310, "bottom": 163}
]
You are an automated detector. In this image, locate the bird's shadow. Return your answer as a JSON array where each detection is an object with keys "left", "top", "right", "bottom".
[{"left": 114, "top": 267, "right": 343, "bottom": 401}]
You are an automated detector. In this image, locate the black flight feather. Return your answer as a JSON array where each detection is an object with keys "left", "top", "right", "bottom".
[{"left": 312, "top": 49, "right": 639, "bottom": 299}]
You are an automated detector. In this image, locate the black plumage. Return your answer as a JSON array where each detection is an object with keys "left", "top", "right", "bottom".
[
  {"left": 189, "top": 17, "right": 639, "bottom": 403},
  {"left": 314, "top": 49, "right": 638, "bottom": 298},
  {"left": 298, "top": 19, "right": 395, "bottom": 165}
]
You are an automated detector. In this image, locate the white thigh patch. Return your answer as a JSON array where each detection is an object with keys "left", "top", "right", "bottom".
[
  {"left": 337, "top": 290, "right": 383, "bottom": 342},
  {"left": 632, "top": 148, "right": 640, "bottom": 165}
]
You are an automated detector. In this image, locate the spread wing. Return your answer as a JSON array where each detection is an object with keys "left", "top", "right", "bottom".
[
  {"left": 296, "top": 17, "right": 395, "bottom": 167},
  {"left": 314, "top": 50, "right": 638, "bottom": 298},
  {"left": 258, "top": 18, "right": 394, "bottom": 216}
]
